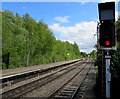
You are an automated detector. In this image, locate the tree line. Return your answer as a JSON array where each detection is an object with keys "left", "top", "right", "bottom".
[{"left": 2, "top": 10, "right": 87, "bottom": 69}]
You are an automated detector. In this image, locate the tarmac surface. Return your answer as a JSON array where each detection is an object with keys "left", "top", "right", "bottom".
[{"left": 82, "top": 66, "right": 100, "bottom": 99}]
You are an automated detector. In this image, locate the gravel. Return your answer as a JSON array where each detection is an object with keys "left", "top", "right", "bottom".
[{"left": 22, "top": 63, "right": 87, "bottom": 98}]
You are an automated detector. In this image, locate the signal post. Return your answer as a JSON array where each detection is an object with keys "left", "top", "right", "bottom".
[
  {"left": 105, "top": 52, "right": 111, "bottom": 98},
  {"left": 98, "top": 2, "right": 116, "bottom": 99}
]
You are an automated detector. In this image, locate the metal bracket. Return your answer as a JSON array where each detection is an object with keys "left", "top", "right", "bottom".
[
  {"left": 105, "top": 56, "right": 111, "bottom": 59},
  {"left": 100, "top": 47, "right": 116, "bottom": 51}
]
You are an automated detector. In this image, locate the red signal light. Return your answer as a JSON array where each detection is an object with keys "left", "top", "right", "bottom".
[{"left": 105, "top": 41, "right": 110, "bottom": 46}]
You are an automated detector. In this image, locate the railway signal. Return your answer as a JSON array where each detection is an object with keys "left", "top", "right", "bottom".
[
  {"left": 98, "top": 2, "right": 116, "bottom": 99},
  {"left": 98, "top": 2, "right": 115, "bottom": 48},
  {"left": 99, "top": 21, "right": 115, "bottom": 47}
]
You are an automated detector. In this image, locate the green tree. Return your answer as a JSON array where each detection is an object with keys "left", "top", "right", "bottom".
[{"left": 2, "top": 10, "right": 81, "bottom": 69}]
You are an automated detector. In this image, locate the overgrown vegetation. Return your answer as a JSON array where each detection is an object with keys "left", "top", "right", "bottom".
[
  {"left": 110, "top": 19, "right": 120, "bottom": 79},
  {"left": 95, "top": 18, "right": 120, "bottom": 98},
  {"left": 2, "top": 10, "right": 88, "bottom": 69},
  {"left": 96, "top": 18, "right": 120, "bottom": 76},
  {"left": 110, "top": 19, "right": 120, "bottom": 98}
]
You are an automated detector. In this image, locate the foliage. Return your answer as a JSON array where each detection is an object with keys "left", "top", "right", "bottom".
[
  {"left": 80, "top": 52, "right": 88, "bottom": 58},
  {"left": 96, "top": 19, "right": 120, "bottom": 78},
  {"left": 110, "top": 19, "right": 120, "bottom": 78},
  {"left": 111, "top": 43, "right": 120, "bottom": 77},
  {"left": 116, "top": 19, "right": 120, "bottom": 42},
  {"left": 2, "top": 10, "right": 85, "bottom": 69},
  {"left": 89, "top": 50, "right": 97, "bottom": 60}
]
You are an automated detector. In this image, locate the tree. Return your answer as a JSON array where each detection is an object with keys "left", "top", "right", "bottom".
[
  {"left": 2, "top": 10, "right": 81, "bottom": 69},
  {"left": 116, "top": 19, "right": 120, "bottom": 42}
]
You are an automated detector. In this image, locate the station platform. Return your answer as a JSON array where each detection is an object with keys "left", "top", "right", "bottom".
[
  {"left": 82, "top": 66, "right": 100, "bottom": 99},
  {"left": 1, "top": 59, "right": 81, "bottom": 77}
]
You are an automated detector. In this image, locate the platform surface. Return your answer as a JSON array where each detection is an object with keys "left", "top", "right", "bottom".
[
  {"left": 1, "top": 59, "right": 80, "bottom": 77},
  {"left": 82, "top": 66, "right": 100, "bottom": 99}
]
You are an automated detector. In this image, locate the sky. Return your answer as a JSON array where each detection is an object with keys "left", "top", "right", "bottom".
[{"left": 2, "top": 0, "right": 119, "bottom": 53}]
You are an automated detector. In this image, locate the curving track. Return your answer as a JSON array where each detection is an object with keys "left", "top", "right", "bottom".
[
  {"left": 1, "top": 58, "right": 94, "bottom": 99},
  {"left": 49, "top": 58, "right": 92, "bottom": 99}
]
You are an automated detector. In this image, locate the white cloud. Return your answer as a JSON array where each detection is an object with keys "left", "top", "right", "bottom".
[
  {"left": 54, "top": 16, "right": 71, "bottom": 23},
  {"left": 49, "top": 21, "right": 97, "bottom": 53},
  {"left": 115, "top": 11, "right": 119, "bottom": 20},
  {"left": 118, "top": 11, "right": 120, "bottom": 18}
]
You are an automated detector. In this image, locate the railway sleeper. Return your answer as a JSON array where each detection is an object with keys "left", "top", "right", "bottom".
[
  {"left": 54, "top": 95, "right": 71, "bottom": 99},
  {"left": 59, "top": 92, "right": 72, "bottom": 96},
  {"left": 61, "top": 90, "right": 74, "bottom": 93}
]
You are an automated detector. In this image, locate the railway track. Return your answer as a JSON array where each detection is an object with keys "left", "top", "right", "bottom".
[
  {"left": 1, "top": 59, "right": 87, "bottom": 98},
  {"left": 1, "top": 59, "right": 81, "bottom": 87},
  {"left": 48, "top": 59, "right": 92, "bottom": 99}
]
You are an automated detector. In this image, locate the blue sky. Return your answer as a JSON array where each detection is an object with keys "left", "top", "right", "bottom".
[
  {"left": 2, "top": 2, "right": 98, "bottom": 25},
  {"left": 2, "top": 1, "right": 119, "bottom": 53}
]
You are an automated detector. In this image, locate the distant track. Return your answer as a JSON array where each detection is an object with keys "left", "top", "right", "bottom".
[
  {"left": 1, "top": 59, "right": 86, "bottom": 98},
  {"left": 48, "top": 59, "right": 92, "bottom": 99}
]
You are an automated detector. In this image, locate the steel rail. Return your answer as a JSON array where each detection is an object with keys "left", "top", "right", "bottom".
[
  {"left": 1, "top": 59, "right": 81, "bottom": 83},
  {"left": 1, "top": 60, "right": 86, "bottom": 98},
  {"left": 1, "top": 59, "right": 82, "bottom": 89},
  {"left": 71, "top": 62, "right": 93, "bottom": 99},
  {"left": 48, "top": 59, "right": 92, "bottom": 99}
]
